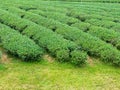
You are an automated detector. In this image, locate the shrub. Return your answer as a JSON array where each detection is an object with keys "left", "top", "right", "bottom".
[
  {"left": 36, "top": 9, "right": 120, "bottom": 50},
  {"left": 72, "top": 22, "right": 91, "bottom": 32},
  {"left": 0, "top": 9, "right": 87, "bottom": 65},
  {"left": 0, "top": 23, "right": 44, "bottom": 61},
  {"left": 70, "top": 50, "right": 87, "bottom": 66},
  {"left": 6, "top": 7, "right": 120, "bottom": 66},
  {"left": 86, "top": 19, "right": 119, "bottom": 31},
  {"left": 36, "top": 10, "right": 79, "bottom": 25},
  {"left": 56, "top": 49, "right": 70, "bottom": 62},
  {"left": 88, "top": 26, "right": 120, "bottom": 49}
]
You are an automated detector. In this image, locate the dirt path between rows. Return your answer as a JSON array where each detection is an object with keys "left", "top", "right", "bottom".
[{"left": 0, "top": 47, "right": 11, "bottom": 64}]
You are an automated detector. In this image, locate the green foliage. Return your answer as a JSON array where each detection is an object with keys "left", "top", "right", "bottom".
[
  {"left": 56, "top": 50, "right": 69, "bottom": 62},
  {"left": 86, "top": 19, "right": 120, "bottom": 31},
  {"left": 6, "top": 7, "right": 120, "bottom": 66},
  {"left": 100, "top": 48, "right": 120, "bottom": 66},
  {"left": 56, "top": 26, "right": 120, "bottom": 66},
  {"left": 0, "top": 24, "right": 43, "bottom": 61},
  {"left": 33, "top": 10, "right": 79, "bottom": 25},
  {"left": 29, "top": 8, "right": 120, "bottom": 51},
  {"left": 88, "top": 26, "right": 120, "bottom": 49},
  {"left": 0, "top": 9, "right": 87, "bottom": 66},
  {"left": 0, "top": 0, "right": 120, "bottom": 67},
  {"left": 72, "top": 22, "right": 91, "bottom": 32},
  {"left": 21, "top": 7, "right": 120, "bottom": 51},
  {"left": 70, "top": 50, "right": 87, "bottom": 66}
]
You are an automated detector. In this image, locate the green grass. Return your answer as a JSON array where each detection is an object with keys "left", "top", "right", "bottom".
[
  {"left": 0, "top": 64, "right": 6, "bottom": 70},
  {"left": 0, "top": 0, "right": 120, "bottom": 89},
  {"left": 0, "top": 57, "right": 120, "bottom": 90}
]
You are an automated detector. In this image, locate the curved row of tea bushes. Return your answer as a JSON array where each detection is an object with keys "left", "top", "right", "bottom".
[
  {"left": 86, "top": 14, "right": 120, "bottom": 23},
  {"left": 30, "top": 9, "right": 84, "bottom": 22},
  {"left": 72, "top": 23, "right": 120, "bottom": 49},
  {"left": 65, "top": 8, "right": 120, "bottom": 22},
  {"left": 5, "top": 7, "right": 120, "bottom": 66},
  {"left": 85, "top": 19, "right": 120, "bottom": 32},
  {"left": 10, "top": 7, "right": 120, "bottom": 50},
  {"left": 29, "top": 10, "right": 79, "bottom": 25},
  {"left": 88, "top": 26, "right": 120, "bottom": 49},
  {"left": 38, "top": 4, "right": 119, "bottom": 23},
  {"left": 13, "top": 3, "right": 120, "bottom": 25},
  {"left": 16, "top": 1, "right": 120, "bottom": 14},
  {"left": 30, "top": 9, "right": 118, "bottom": 30},
  {"left": 0, "top": 23, "right": 43, "bottom": 61},
  {"left": 29, "top": 9, "right": 120, "bottom": 50},
  {"left": 19, "top": 4, "right": 67, "bottom": 13},
  {"left": 0, "top": 9, "right": 87, "bottom": 66},
  {"left": 24, "top": 25, "right": 87, "bottom": 65},
  {"left": 27, "top": 5, "right": 120, "bottom": 24},
  {"left": 28, "top": 7, "right": 116, "bottom": 25},
  {"left": 13, "top": 1, "right": 120, "bottom": 19}
]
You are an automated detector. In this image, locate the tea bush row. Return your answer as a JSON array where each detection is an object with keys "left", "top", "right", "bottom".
[
  {"left": 5, "top": 7, "right": 120, "bottom": 66},
  {"left": 0, "top": 9, "right": 87, "bottom": 66},
  {"left": 12, "top": 7, "right": 120, "bottom": 51},
  {"left": 0, "top": 23, "right": 43, "bottom": 61}
]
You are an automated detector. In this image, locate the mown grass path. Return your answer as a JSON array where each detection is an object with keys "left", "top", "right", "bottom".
[{"left": 0, "top": 56, "right": 120, "bottom": 90}]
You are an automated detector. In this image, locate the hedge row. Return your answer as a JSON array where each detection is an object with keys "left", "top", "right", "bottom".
[
  {"left": 26, "top": 4, "right": 120, "bottom": 23},
  {"left": 36, "top": 4, "right": 119, "bottom": 23},
  {"left": 72, "top": 23, "right": 120, "bottom": 49},
  {"left": 86, "top": 19, "right": 120, "bottom": 32},
  {"left": 25, "top": 7, "right": 90, "bottom": 22},
  {"left": 14, "top": 7, "right": 120, "bottom": 50},
  {"left": 5, "top": 7, "right": 120, "bottom": 66},
  {"left": 29, "top": 9, "right": 120, "bottom": 50},
  {"left": 29, "top": 9, "right": 120, "bottom": 31},
  {"left": 86, "top": 14, "right": 120, "bottom": 23},
  {"left": 0, "top": 23, "right": 43, "bottom": 61},
  {"left": 66, "top": 9, "right": 120, "bottom": 23},
  {"left": 27, "top": 10, "right": 120, "bottom": 33},
  {"left": 15, "top": 1, "right": 120, "bottom": 20},
  {"left": 29, "top": 10, "right": 79, "bottom": 25},
  {"left": 18, "top": 4, "right": 67, "bottom": 13},
  {"left": 14, "top": 3, "right": 120, "bottom": 25},
  {"left": 0, "top": 9, "right": 87, "bottom": 66}
]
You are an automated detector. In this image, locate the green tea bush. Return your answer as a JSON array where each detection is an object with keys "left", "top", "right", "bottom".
[
  {"left": 23, "top": 25, "right": 87, "bottom": 65},
  {"left": 70, "top": 50, "right": 87, "bottom": 66},
  {"left": 88, "top": 26, "right": 120, "bottom": 48},
  {"left": 56, "top": 49, "right": 70, "bottom": 62},
  {"left": 66, "top": 10, "right": 90, "bottom": 22},
  {"left": 6, "top": 7, "right": 120, "bottom": 66},
  {"left": 0, "top": 23, "right": 43, "bottom": 61},
  {"left": 72, "top": 23, "right": 120, "bottom": 50},
  {"left": 72, "top": 22, "right": 91, "bottom": 32},
  {"left": 19, "top": 4, "right": 67, "bottom": 14},
  {"left": 29, "top": 9, "right": 120, "bottom": 34},
  {"left": 31, "top": 5, "right": 120, "bottom": 24},
  {"left": 86, "top": 19, "right": 120, "bottom": 31},
  {"left": 27, "top": 8, "right": 120, "bottom": 50},
  {"left": 0, "top": 9, "right": 87, "bottom": 66},
  {"left": 32, "top": 10, "right": 79, "bottom": 25},
  {"left": 67, "top": 9, "right": 120, "bottom": 23}
]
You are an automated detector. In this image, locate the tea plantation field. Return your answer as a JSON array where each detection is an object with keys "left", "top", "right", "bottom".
[{"left": 0, "top": 0, "right": 120, "bottom": 89}]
